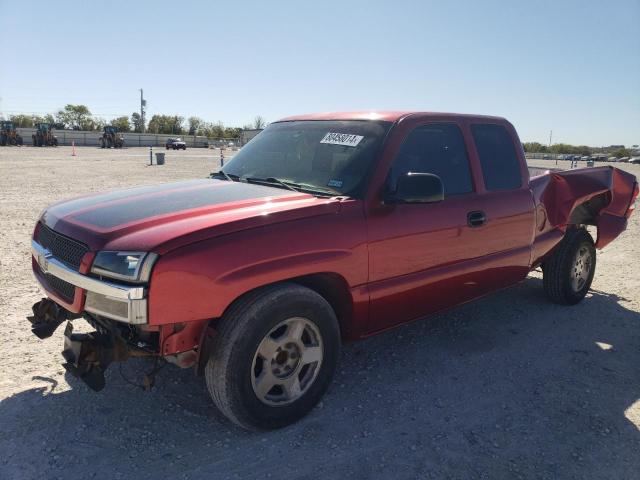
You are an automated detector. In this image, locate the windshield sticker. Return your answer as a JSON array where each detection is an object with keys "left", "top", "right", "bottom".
[
  {"left": 327, "top": 179, "right": 343, "bottom": 188},
  {"left": 320, "top": 132, "right": 364, "bottom": 147}
]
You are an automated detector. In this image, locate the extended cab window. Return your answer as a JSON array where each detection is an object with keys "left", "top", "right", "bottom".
[
  {"left": 390, "top": 123, "right": 473, "bottom": 196},
  {"left": 471, "top": 124, "right": 522, "bottom": 190}
]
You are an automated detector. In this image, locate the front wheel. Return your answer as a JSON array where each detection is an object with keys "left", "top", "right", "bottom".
[
  {"left": 205, "top": 283, "right": 340, "bottom": 430},
  {"left": 543, "top": 227, "right": 596, "bottom": 305}
]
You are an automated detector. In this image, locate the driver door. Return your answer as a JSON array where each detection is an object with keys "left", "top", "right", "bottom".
[{"left": 365, "top": 122, "right": 489, "bottom": 334}]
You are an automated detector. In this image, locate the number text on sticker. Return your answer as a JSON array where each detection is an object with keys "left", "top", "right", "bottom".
[{"left": 320, "top": 132, "right": 364, "bottom": 147}]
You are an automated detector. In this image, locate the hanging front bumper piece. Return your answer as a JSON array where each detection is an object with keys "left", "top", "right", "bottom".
[{"left": 27, "top": 297, "right": 157, "bottom": 391}]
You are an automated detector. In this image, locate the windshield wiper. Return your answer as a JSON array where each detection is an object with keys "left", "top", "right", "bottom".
[
  {"left": 245, "top": 176, "right": 301, "bottom": 193},
  {"left": 211, "top": 170, "right": 239, "bottom": 182}
]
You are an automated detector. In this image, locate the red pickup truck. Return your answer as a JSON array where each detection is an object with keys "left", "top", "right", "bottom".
[{"left": 28, "top": 111, "right": 637, "bottom": 430}]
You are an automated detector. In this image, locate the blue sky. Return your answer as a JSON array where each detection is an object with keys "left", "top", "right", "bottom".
[{"left": 1, "top": 0, "right": 638, "bottom": 146}]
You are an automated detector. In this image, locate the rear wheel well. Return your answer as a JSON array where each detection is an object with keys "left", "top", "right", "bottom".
[
  {"left": 566, "top": 192, "right": 610, "bottom": 245},
  {"left": 568, "top": 192, "right": 610, "bottom": 226}
]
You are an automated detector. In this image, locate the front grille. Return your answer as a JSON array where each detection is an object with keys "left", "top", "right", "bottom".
[
  {"left": 43, "top": 272, "right": 75, "bottom": 302},
  {"left": 35, "top": 222, "right": 89, "bottom": 271}
]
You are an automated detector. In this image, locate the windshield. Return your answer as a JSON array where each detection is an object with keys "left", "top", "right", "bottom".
[{"left": 221, "top": 120, "right": 391, "bottom": 197}]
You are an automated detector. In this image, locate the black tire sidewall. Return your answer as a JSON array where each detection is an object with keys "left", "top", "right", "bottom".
[
  {"left": 216, "top": 288, "right": 340, "bottom": 429},
  {"left": 559, "top": 231, "right": 596, "bottom": 304}
]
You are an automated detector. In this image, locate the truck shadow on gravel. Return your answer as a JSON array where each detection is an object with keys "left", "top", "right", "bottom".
[{"left": 1, "top": 277, "right": 639, "bottom": 480}]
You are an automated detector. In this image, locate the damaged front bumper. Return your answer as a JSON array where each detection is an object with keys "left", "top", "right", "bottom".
[{"left": 27, "top": 298, "right": 157, "bottom": 391}]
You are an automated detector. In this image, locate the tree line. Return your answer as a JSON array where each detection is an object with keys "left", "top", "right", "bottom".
[
  {"left": 522, "top": 142, "right": 632, "bottom": 159},
  {"left": 7, "top": 105, "right": 267, "bottom": 139}
]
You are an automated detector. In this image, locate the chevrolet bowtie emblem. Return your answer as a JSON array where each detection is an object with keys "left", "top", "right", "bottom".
[{"left": 37, "top": 250, "right": 53, "bottom": 273}]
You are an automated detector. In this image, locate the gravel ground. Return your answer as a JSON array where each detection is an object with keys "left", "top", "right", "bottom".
[{"left": 1, "top": 146, "right": 638, "bottom": 480}]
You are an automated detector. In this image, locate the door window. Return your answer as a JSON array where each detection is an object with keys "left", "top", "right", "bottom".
[
  {"left": 389, "top": 123, "right": 473, "bottom": 196},
  {"left": 471, "top": 124, "right": 522, "bottom": 190}
]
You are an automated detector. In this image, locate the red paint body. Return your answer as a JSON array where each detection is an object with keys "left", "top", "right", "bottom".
[{"left": 33, "top": 112, "right": 638, "bottom": 361}]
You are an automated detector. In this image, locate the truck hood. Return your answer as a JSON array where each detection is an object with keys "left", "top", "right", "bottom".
[{"left": 40, "top": 179, "right": 342, "bottom": 253}]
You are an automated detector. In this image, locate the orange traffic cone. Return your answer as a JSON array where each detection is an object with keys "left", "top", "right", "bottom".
[{"left": 71, "top": 141, "right": 77, "bottom": 156}]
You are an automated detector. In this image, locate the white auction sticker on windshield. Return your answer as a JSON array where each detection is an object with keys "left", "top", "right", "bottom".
[{"left": 320, "top": 132, "right": 364, "bottom": 147}]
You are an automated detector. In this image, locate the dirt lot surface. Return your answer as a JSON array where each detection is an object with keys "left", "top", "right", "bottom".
[{"left": 1, "top": 146, "right": 638, "bottom": 479}]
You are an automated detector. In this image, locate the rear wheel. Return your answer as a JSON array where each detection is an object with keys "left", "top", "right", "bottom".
[
  {"left": 205, "top": 283, "right": 340, "bottom": 430},
  {"left": 543, "top": 227, "right": 596, "bottom": 305}
]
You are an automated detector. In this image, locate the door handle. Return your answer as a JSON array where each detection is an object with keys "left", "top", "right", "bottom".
[{"left": 467, "top": 210, "right": 487, "bottom": 227}]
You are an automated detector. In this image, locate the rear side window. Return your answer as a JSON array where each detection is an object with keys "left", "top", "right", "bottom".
[
  {"left": 390, "top": 123, "right": 473, "bottom": 196},
  {"left": 471, "top": 124, "right": 521, "bottom": 190}
]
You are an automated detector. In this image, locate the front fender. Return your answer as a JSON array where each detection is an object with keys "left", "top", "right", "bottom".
[{"left": 147, "top": 203, "right": 368, "bottom": 325}]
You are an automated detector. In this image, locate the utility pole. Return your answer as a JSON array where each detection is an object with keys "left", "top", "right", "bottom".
[
  {"left": 140, "top": 88, "right": 146, "bottom": 133},
  {"left": 549, "top": 130, "right": 553, "bottom": 147}
]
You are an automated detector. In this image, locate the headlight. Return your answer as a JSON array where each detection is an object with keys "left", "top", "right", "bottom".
[{"left": 91, "top": 251, "right": 158, "bottom": 283}]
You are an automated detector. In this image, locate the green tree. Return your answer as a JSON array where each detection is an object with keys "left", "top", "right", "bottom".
[
  {"left": 188, "top": 116, "right": 203, "bottom": 135},
  {"left": 577, "top": 145, "right": 592, "bottom": 156},
  {"left": 111, "top": 116, "right": 131, "bottom": 132},
  {"left": 56, "top": 104, "right": 92, "bottom": 130},
  {"left": 9, "top": 114, "right": 34, "bottom": 128},
  {"left": 209, "top": 121, "right": 225, "bottom": 138},
  {"left": 147, "top": 114, "right": 185, "bottom": 135},
  {"left": 612, "top": 148, "right": 630, "bottom": 158},
  {"left": 523, "top": 142, "right": 544, "bottom": 152},
  {"left": 224, "top": 127, "right": 242, "bottom": 139},
  {"left": 91, "top": 117, "right": 107, "bottom": 131},
  {"left": 253, "top": 115, "right": 266, "bottom": 129},
  {"left": 131, "top": 112, "right": 144, "bottom": 133}
]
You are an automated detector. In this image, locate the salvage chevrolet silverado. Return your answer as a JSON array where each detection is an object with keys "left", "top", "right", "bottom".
[{"left": 28, "top": 111, "right": 638, "bottom": 430}]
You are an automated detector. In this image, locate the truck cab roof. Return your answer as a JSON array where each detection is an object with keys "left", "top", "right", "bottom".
[{"left": 277, "top": 111, "right": 508, "bottom": 124}]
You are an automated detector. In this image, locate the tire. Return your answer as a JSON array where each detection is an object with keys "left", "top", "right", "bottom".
[
  {"left": 543, "top": 227, "right": 596, "bottom": 305},
  {"left": 205, "top": 283, "right": 340, "bottom": 430}
]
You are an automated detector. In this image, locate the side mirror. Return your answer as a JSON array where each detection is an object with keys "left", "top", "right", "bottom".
[{"left": 385, "top": 172, "right": 444, "bottom": 204}]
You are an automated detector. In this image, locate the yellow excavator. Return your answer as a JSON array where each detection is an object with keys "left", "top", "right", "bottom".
[
  {"left": 32, "top": 123, "right": 58, "bottom": 146},
  {"left": 0, "top": 121, "right": 24, "bottom": 146},
  {"left": 100, "top": 126, "right": 125, "bottom": 148}
]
